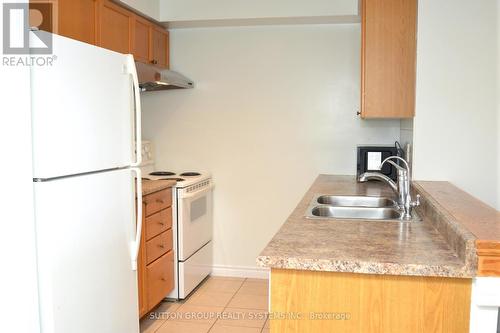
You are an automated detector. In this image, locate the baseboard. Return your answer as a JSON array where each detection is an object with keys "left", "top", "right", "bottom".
[{"left": 211, "top": 265, "right": 270, "bottom": 279}]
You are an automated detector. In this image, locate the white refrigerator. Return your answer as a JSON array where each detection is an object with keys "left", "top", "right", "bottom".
[{"left": 31, "top": 32, "right": 143, "bottom": 333}]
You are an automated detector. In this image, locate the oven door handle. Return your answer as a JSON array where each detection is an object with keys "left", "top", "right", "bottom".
[{"left": 179, "top": 184, "right": 214, "bottom": 200}]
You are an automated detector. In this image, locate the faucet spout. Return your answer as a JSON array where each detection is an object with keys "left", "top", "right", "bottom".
[
  {"left": 359, "top": 156, "right": 420, "bottom": 220},
  {"left": 358, "top": 172, "right": 398, "bottom": 193}
]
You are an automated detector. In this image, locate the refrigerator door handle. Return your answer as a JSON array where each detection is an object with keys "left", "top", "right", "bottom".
[
  {"left": 131, "top": 167, "right": 142, "bottom": 270},
  {"left": 126, "top": 55, "right": 142, "bottom": 167}
]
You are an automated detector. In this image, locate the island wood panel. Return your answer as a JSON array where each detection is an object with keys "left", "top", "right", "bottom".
[
  {"left": 361, "top": 0, "right": 417, "bottom": 118},
  {"left": 270, "top": 268, "right": 471, "bottom": 333},
  {"left": 476, "top": 241, "right": 500, "bottom": 276}
]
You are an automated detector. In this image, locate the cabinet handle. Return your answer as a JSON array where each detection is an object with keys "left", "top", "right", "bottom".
[
  {"left": 156, "top": 199, "right": 164, "bottom": 204},
  {"left": 158, "top": 222, "right": 165, "bottom": 226},
  {"left": 158, "top": 244, "right": 165, "bottom": 249},
  {"left": 151, "top": 59, "right": 158, "bottom": 65},
  {"left": 160, "top": 277, "right": 166, "bottom": 281}
]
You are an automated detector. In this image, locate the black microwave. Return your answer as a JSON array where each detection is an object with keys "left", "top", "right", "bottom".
[{"left": 356, "top": 145, "right": 398, "bottom": 181}]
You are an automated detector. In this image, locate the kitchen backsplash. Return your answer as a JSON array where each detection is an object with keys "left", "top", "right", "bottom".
[{"left": 400, "top": 118, "right": 414, "bottom": 147}]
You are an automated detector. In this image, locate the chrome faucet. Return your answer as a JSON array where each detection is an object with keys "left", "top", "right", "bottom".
[{"left": 358, "top": 156, "right": 420, "bottom": 220}]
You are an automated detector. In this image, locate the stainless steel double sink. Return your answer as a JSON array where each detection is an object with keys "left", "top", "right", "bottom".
[{"left": 305, "top": 195, "right": 419, "bottom": 222}]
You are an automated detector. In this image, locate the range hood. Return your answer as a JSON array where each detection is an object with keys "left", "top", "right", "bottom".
[{"left": 135, "top": 62, "right": 194, "bottom": 92}]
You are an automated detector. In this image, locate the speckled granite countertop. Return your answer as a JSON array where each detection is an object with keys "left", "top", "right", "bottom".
[
  {"left": 257, "top": 175, "right": 476, "bottom": 278},
  {"left": 142, "top": 179, "right": 176, "bottom": 196}
]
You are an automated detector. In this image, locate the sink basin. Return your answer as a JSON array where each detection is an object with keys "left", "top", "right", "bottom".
[
  {"left": 316, "top": 195, "right": 396, "bottom": 208},
  {"left": 305, "top": 194, "right": 420, "bottom": 221},
  {"left": 310, "top": 205, "right": 403, "bottom": 220}
]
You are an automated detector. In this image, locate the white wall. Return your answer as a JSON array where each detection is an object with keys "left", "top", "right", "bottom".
[
  {"left": 159, "top": 0, "right": 358, "bottom": 22},
  {"left": 116, "top": 0, "right": 160, "bottom": 21},
  {"left": 413, "top": 0, "right": 499, "bottom": 209},
  {"left": 399, "top": 119, "right": 413, "bottom": 148},
  {"left": 142, "top": 24, "right": 401, "bottom": 269}
]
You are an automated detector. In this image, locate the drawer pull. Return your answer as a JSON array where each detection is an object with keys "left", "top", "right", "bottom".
[
  {"left": 156, "top": 199, "right": 164, "bottom": 204},
  {"left": 158, "top": 244, "right": 165, "bottom": 249},
  {"left": 161, "top": 277, "right": 166, "bottom": 281},
  {"left": 158, "top": 222, "right": 165, "bottom": 226}
]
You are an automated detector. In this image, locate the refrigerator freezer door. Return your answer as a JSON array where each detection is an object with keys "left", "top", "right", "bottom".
[
  {"left": 31, "top": 32, "right": 134, "bottom": 179},
  {"left": 33, "top": 169, "right": 139, "bottom": 333}
]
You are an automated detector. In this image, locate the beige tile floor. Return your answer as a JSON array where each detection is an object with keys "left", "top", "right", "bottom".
[{"left": 140, "top": 276, "right": 270, "bottom": 333}]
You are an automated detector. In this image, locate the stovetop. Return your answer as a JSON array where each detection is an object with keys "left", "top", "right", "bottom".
[{"left": 142, "top": 170, "right": 210, "bottom": 188}]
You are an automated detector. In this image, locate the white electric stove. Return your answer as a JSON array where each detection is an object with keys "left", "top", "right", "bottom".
[{"left": 140, "top": 141, "right": 213, "bottom": 299}]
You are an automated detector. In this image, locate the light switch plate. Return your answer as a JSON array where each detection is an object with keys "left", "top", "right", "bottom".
[{"left": 367, "top": 152, "right": 382, "bottom": 170}]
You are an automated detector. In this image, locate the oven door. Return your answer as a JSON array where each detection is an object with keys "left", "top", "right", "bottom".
[{"left": 177, "top": 182, "right": 214, "bottom": 261}]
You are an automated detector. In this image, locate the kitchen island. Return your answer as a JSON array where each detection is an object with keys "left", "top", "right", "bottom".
[{"left": 257, "top": 175, "right": 499, "bottom": 333}]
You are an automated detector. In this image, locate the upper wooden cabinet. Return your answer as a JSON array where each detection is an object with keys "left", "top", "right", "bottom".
[
  {"left": 151, "top": 27, "right": 169, "bottom": 68},
  {"left": 361, "top": 0, "right": 417, "bottom": 118},
  {"left": 132, "top": 15, "right": 151, "bottom": 64},
  {"left": 57, "top": 0, "right": 98, "bottom": 44},
  {"left": 48, "top": 0, "right": 169, "bottom": 68},
  {"left": 98, "top": 0, "right": 133, "bottom": 54},
  {"left": 132, "top": 16, "right": 170, "bottom": 69}
]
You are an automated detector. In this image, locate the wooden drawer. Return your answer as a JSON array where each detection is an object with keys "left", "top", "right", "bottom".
[
  {"left": 144, "top": 188, "right": 172, "bottom": 217},
  {"left": 146, "top": 229, "right": 172, "bottom": 265},
  {"left": 147, "top": 250, "right": 174, "bottom": 309},
  {"left": 145, "top": 207, "right": 172, "bottom": 240}
]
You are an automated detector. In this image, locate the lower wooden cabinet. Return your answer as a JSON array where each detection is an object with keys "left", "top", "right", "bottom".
[
  {"left": 145, "top": 207, "right": 172, "bottom": 240},
  {"left": 146, "top": 229, "right": 173, "bottom": 265},
  {"left": 138, "top": 188, "right": 174, "bottom": 318},
  {"left": 147, "top": 250, "right": 174, "bottom": 309}
]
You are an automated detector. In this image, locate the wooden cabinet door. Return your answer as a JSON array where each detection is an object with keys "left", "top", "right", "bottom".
[
  {"left": 147, "top": 251, "right": 174, "bottom": 309},
  {"left": 133, "top": 15, "right": 151, "bottom": 63},
  {"left": 29, "top": 0, "right": 56, "bottom": 34},
  {"left": 151, "top": 26, "right": 169, "bottom": 68},
  {"left": 138, "top": 203, "right": 148, "bottom": 318},
  {"left": 57, "top": 0, "right": 98, "bottom": 45},
  {"left": 361, "top": 0, "right": 417, "bottom": 118},
  {"left": 98, "top": 0, "right": 132, "bottom": 54}
]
